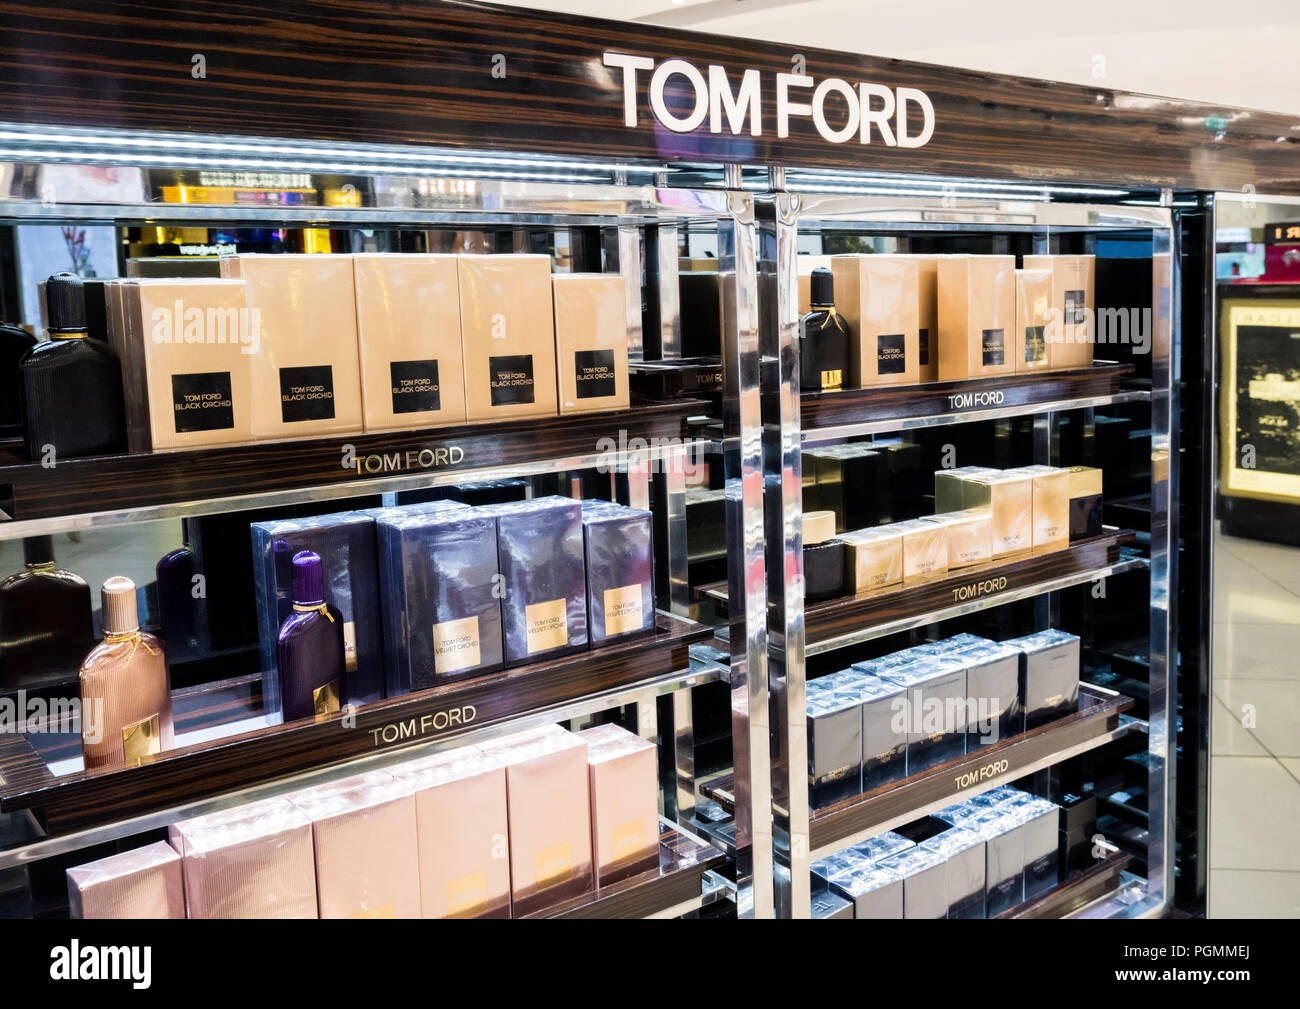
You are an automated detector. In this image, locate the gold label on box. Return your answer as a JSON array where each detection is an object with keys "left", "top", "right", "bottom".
[
  {"left": 343, "top": 621, "right": 358, "bottom": 674},
  {"left": 603, "top": 583, "right": 645, "bottom": 636},
  {"left": 433, "top": 615, "right": 481, "bottom": 674},
  {"left": 447, "top": 871, "right": 489, "bottom": 917},
  {"left": 820, "top": 369, "right": 843, "bottom": 391},
  {"left": 313, "top": 678, "right": 340, "bottom": 717},
  {"left": 350, "top": 903, "right": 396, "bottom": 919},
  {"left": 535, "top": 841, "right": 574, "bottom": 887},
  {"left": 612, "top": 817, "right": 652, "bottom": 860},
  {"left": 121, "top": 713, "right": 161, "bottom": 766},
  {"left": 525, "top": 598, "right": 568, "bottom": 654}
]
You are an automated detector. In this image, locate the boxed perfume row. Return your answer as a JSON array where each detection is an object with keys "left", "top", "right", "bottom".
[
  {"left": 66, "top": 722, "right": 659, "bottom": 919},
  {"left": 252, "top": 496, "right": 655, "bottom": 720},
  {"left": 809, "top": 462, "right": 1103, "bottom": 601},
  {"left": 797, "top": 253, "right": 1096, "bottom": 392},
  {"left": 102, "top": 253, "right": 631, "bottom": 452},
  {"left": 809, "top": 786, "right": 1060, "bottom": 919},
  {"left": 806, "top": 630, "right": 1080, "bottom": 808}
]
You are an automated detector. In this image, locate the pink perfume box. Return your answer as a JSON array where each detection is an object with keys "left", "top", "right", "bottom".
[
  {"left": 578, "top": 724, "right": 661, "bottom": 886},
  {"left": 66, "top": 840, "right": 185, "bottom": 919}
]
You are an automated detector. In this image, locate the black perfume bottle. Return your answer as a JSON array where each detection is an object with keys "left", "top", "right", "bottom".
[
  {"left": 0, "top": 535, "right": 95, "bottom": 693},
  {"left": 155, "top": 518, "right": 201, "bottom": 663},
  {"left": 0, "top": 319, "right": 37, "bottom": 438},
  {"left": 19, "top": 272, "right": 127, "bottom": 461},
  {"left": 799, "top": 267, "right": 849, "bottom": 394}
]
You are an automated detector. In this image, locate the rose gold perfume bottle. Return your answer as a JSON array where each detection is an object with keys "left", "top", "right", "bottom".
[{"left": 79, "top": 576, "right": 175, "bottom": 770}]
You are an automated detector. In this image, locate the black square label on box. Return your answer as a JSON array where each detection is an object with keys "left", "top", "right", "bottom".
[
  {"left": 918, "top": 328, "right": 931, "bottom": 367},
  {"left": 279, "top": 365, "right": 336, "bottom": 423},
  {"left": 171, "top": 371, "right": 234, "bottom": 433},
  {"left": 1064, "top": 290, "right": 1087, "bottom": 325},
  {"left": 574, "top": 349, "right": 616, "bottom": 399},
  {"left": 489, "top": 354, "right": 535, "bottom": 406},
  {"left": 877, "top": 333, "right": 906, "bottom": 375},
  {"left": 982, "top": 328, "right": 1006, "bottom": 366},
  {"left": 390, "top": 359, "right": 441, "bottom": 414},
  {"left": 1025, "top": 326, "right": 1047, "bottom": 364}
]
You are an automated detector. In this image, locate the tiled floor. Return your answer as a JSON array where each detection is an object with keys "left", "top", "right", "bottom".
[{"left": 1210, "top": 529, "right": 1300, "bottom": 918}]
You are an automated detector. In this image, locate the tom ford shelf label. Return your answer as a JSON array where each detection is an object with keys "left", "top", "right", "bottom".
[
  {"left": 602, "top": 52, "right": 935, "bottom": 148},
  {"left": 951, "top": 575, "right": 1008, "bottom": 602},
  {"left": 953, "top": 757, "right": 1010, "bottom": 791},
  {"left": 369, "top": 705, "right": 478, "bottom": 747},
  {"left": 946, "top": 389, "right": 1007, "bottom": 410}
]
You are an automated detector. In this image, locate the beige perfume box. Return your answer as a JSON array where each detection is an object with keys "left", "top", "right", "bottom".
[
  {"left": 1022, "top": 254, "right": 1096, "bottom": 370},
  {"left": 169, "top": 796, "right": 317, "bottom": 918},
  {"left": 933, "top": 466, "right": 998, "bottom": 513},
  {"left": 896, "top": 518, "right": 949, "bottom": 584},
  {"left": 831, "top": 255, "right": 920, "bottom": 387},
  {"left": 393, "top": 746, "right": 511, "bottom": 919},
  {"left": 458, "top": 255, "right": 559, "bottom": 422},
  {"left": 1007, "top": 465, "right": 1069, "bottom": 553},
  {"left": 962, "top": 471, "right": 1033, "bottom": 558},
  {"left": 66, "top": 841, "right": 185, "bottom": 919},
  {"left": 577, "top": 723, "right": 660, "bottom": 887},
  {"left": 220, "top": 254, "right": 363, "bottom": 440},
  {"left": 936, "top": 255, "right": 1016, "bottom": 381},
  {"left": 479, "top": 724, "right": 593, "bottom": 916},
  {"left": 915, "top": 254, "right": 940, "bottom": 382},
  {"left": 922, "top": 509, "right": 993, "bottom": 568},
  {"left": 353, "top": 253, "right": 467, "bottom": 432},
  {"left": 290, "top": 769, "right": 421, "bottom": 919},
  {"left": 841, "top": 525, "right": 904, "bottom": 594},
  {"left": 1015, "top": 268, "right": 1053, "bottom": 374},
  {"left": 553, "top": 273, "right": 630, "bottom": 414}
]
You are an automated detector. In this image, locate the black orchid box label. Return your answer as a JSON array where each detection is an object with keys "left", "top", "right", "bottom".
[
  {"left": 390, "top": 359, "right": 441, "bottom": 414},
  {"left": 172, "top": 371, "right": 234, "bottom": 432},
  {"left": 489, "top": 354, "right": 536, "bottom": 406},
  {"left": 574, "top": 349, "right": 617, "bottom": 399},
  {"left": 280, "top": 365, "right": 336, "bottom": 422}
]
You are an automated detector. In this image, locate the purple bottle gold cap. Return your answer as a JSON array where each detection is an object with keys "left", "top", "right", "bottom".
[{"left": 291, "top": 550, "right": 325, "bottom": 605}]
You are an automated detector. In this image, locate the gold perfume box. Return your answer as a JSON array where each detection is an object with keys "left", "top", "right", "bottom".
[
  {"left": 458, "top": 255, "right": 559, "bottom": 422},
  {"left": 220, "top": 254, "right": 364, "bottom": 440},
  {"left": 895, "top": 518, "right": 949, "bottom": 584},
  {"left": 553, "top": 273, "right": 630, "bottom": 415},
  {"left": 933, "top": 466, "right": 998, "bottom": 513},
  {"left": 1007, "top": 465, "right": 1069, "bottom": 553},
  {"left": 1022, "top": 254, "right": 1096, "bottom": 370},
  {"left": 1015, "top": 268, "right": 1053, "bottom": 374},
  {"left": 353, "top": 253, "right": 467, "bottom": 432},
  {"left": 831, "top": 255, "right": 920, "bottom": 388},
  {"left": 840, "top": 525, "right": 904, "bottom": 594},
  {"left": 110, "top": 278, "right": 256, "bottom": 452},
  {"left": 936, "top": 255, "right": 1016, "bottom": 381},
  {"left": 921, "top": 509, "right": 993, "bottom": 568},
  {"left": 961, "top": 471, "right": 1033, "bottom": 558}
]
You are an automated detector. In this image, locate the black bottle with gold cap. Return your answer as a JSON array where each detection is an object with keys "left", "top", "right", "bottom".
[
  {"left": 18, "top": 272, "right": 127, "bottom": 461},
  {"left": 799, "top": 267, "right": 849, "bottom": 394}
]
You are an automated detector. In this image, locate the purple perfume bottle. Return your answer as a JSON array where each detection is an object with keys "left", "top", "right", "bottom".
[
  {"left": 155, "top": 518, "right": 199, "bottom": 663},
  {"left": 275, "top": 550, "right": 345, "bottom": 722}
]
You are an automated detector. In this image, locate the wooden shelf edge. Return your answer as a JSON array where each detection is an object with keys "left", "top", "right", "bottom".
[
  {"left": 0, "top": 614, "right": 713, "bottom": 833},
  {"left": 996, "top": 850, "right": 1133, "bottom": 919}
]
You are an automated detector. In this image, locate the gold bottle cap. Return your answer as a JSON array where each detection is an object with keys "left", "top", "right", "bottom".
[
  {"left": 804, "top": 510, "right": 837, "bottom": 546},
  {"left": 101, "top": 576, "right": 140, "bottom": 635}
]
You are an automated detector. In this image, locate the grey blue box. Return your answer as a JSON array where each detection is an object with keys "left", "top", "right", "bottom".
[
  {"left": 881, "top": 847, "right": 949, "bottom": 919},
  {"left": 877, "top": 656, "right": 969, "bottom": 772},
  {"left": 954, "top": 640, "right": 1023, "bottom": 745},
  {"left": 1011, "top": 796, "right": 1060, "bottom": 900},
  {"left": 579, "top": 500, "right": 655, "bottom": 647},
  {"left": 839, "top": 676, "right": 908, "bottom": 789},
  {"left": 1008, "top": 628, "right": 1080, "bottom": 729},
  {"left": 848, "top": 830, "right": 915, "bottom": 863},
  {"left": 922, "top": 827, "right": 987, "bottom": 919},
  {"left": 807, "top": 691, "right": 864, "bottom": 808},
  {"left": 810, "top": 889, "right": 855, "bottom": 919},
  {"left": 374, "top": 503, "right": 503, "bottom": 693},
  {"left": 968, "top": 808, "right": 1027, "bottom": 915},
  {"left": 827, "top": 864, "right": 902, "bottom": 919},
  {"left": 483, "top": 496, "right": 588, "bottom": 665},
  {"left": 251, "top": 510, "right": 386, "bottom": 715}
]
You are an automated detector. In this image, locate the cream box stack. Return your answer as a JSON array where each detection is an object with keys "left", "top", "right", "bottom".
[
  {"left": 1021, "top": 254, "right": 1096, "bottom": 370},
  {"left": 458, "top": 254, "right": 559, "bottom": 422},
  {"left": 66, "top": 841, "right": 185, "bottom": 919},
  {"left": 106, "top": 277, "right": 256, "bottom": 451},
  {"left": 352, "top": 253, "right": 467, "bottom": 431},
  {"left": 577, "top": 723, "right": 660, "bottom": 886},
  {"left": 220, "top": 254, "right": 364, "bottom": 440},
  {"left": 936, "top": 255, "right": 1016, "bottom": 381},
  {"left": 831, "top": 255, "right": 921, "bottom": 387},
  {"left": 552, "top": 273, "right": 630, "bottom": 415}
]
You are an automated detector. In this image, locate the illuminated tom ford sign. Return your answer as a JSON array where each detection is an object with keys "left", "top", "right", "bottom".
[{"left": 603, "top": 52, "right": 935, "bottom": 148}]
